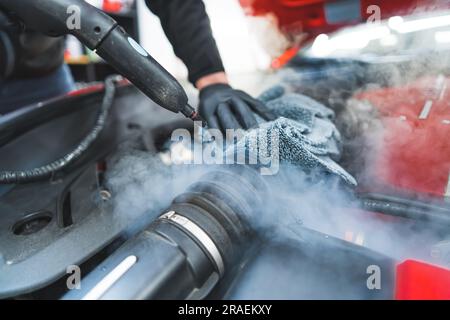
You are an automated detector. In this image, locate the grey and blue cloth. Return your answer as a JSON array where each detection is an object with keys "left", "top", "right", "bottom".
[{"left": 230, "top": 85, "right": 357, "bottom": 186}]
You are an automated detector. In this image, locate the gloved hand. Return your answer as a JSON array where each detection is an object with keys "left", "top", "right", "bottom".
[{"left": 199, "top": 83, "right": 276, "bottom": 132}]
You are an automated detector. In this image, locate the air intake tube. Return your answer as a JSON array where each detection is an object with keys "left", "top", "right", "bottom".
[{"left": 64, "top": 166, "right": 267, "bottom": 300}]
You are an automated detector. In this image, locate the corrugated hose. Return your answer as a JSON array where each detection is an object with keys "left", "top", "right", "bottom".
[{"left": 0, "top": 76, "right": 117, "bottom": 184}]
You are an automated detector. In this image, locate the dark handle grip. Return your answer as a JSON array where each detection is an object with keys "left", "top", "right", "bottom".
[{"left": 96, "top": 26, "right": 188, "bottom": 114}]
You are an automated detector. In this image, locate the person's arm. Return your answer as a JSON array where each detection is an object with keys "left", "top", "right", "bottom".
[
  {"left": 145, "top": 0, "right": 225, "bottom": 87},
  {"left": 147, "top": 0, "right": 275, "bottom": 131}
]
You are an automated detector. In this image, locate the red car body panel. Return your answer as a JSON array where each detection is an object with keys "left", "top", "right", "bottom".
[
  {"left": 240, "top": 0, "right": 449, "bottom": 39},
  {"left": 239, "top": 0, "right": 450, "bottom": 67},
  {"left": 354, "top": 76, "right": 450, "bottom": 198},
  {"left": 396, "top": 260, "right": 450, "bottom": 299}
]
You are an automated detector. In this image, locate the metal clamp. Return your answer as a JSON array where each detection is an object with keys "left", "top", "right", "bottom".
[{"left": 159, "top": 211, "right": 225, "bottom": 277}]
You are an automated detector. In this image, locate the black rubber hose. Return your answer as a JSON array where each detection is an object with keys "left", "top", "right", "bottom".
[
  {"left": 359, "top": 196, "right": 450, "bottom": 228},
  {"left": 0, "top": 76, "right": 117, "bottom": 184},
  {"left": 63, "top": 165, "right": 267, "bottom": 300}
]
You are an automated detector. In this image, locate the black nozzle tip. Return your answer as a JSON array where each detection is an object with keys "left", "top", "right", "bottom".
[{"left": 181, "top": 104, "right": 207, "bottom": 128}]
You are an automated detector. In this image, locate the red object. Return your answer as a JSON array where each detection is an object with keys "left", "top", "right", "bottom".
[
  {"left": 271, "top": 45, "right": 300, "bottom": 68},
  {"left": 67, "top": 79, "right": 130, "bottom": 97},
  {"left": 239, "top": 0, "right": 450, "bottom": 67},
  {"left": 67, "top": 84, "right": 105, "bottom": 97},
  {"left": 240, "top": 0, "right": 450, "bottom": 41},
  {"left": 354, "top": 76, "right": 450, "bottom": 198},
  {"left": 396, "top": 260, "right": 450, "bottom": 300},
  {"left": 103, "top": 0, "right": 123, "bottom": 13},
  {"left": 97, "top": 160, "right": 107, "bottom": 172}
]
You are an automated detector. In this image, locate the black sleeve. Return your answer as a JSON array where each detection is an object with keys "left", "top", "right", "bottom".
[{"left": 145, "top": 0, "right": 225, "bottom": 86}]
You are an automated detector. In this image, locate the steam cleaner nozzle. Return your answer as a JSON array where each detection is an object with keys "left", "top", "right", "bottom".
[{"left": 181, "top": 104, "right": 207, "bottom": 128}]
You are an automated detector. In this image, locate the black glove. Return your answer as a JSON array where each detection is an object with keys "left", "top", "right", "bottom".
[{"left": 199, "top": 83, "right": 276, "bottom": 132}]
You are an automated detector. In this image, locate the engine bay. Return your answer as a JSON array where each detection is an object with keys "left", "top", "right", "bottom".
[{"left": 1, "top": 58, "right": 450, "bottom": 299}]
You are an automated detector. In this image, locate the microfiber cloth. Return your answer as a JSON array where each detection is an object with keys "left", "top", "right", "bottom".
[{"left": 228, "top": 85, "right": 357, "bottom": 186}]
